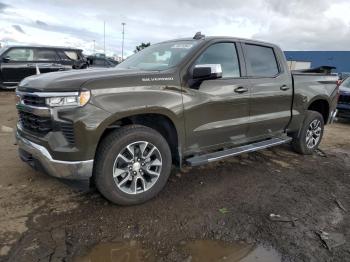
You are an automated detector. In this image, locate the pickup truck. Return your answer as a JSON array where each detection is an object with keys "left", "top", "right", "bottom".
[{"left": 15, "top": 33, "right": 339, "bottom": 205}]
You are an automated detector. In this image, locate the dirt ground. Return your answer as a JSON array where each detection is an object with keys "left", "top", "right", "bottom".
[{"left": 0, "top": 90, "right": 349, "bottom": 262}]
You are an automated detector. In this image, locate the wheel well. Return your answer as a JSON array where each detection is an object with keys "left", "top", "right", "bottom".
[
  {"left": 308, "top": 99, "right": 329, "bottom": 123},
  {"left": 99, "top": 114, "right": 180, "bottom": 166}
]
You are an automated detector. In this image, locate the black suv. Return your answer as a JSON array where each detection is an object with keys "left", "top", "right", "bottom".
[{"left": 0, "top": 46, "right": 88, "bottom": 89}]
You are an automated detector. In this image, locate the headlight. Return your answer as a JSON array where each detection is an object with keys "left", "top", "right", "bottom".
[{"left": 46, "top": 90, "right": 90, "bottom": 107}]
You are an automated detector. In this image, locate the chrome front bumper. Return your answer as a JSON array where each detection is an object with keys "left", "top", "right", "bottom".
[{"left": 16, "top": 132, "right": 93, "bottom": 180}]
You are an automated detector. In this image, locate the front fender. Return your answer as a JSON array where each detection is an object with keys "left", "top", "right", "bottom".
[{"left": 90, "top": 85, "right": 186, "bottom": 154}]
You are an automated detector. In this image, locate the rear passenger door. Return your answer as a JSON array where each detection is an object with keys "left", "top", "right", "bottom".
[
  {"left": 242, "top": 43, "right": 292, "bottom": 138},
  {"left": 33, "top": 48, "right": 64, "bottom": 73}
]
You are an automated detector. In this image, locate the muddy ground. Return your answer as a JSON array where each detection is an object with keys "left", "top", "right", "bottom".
[{"left": 0, "top": 90, "right": 349, "bottom": 262}]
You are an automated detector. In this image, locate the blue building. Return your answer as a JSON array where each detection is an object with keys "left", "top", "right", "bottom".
[{"left": 284, "top": 51, "right": 350, "bottom": 73}]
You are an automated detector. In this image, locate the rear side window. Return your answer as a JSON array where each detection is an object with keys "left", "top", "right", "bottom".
[
  {"left": 57, "top": 50, "right": 79, "bottom": 61},
  {"left": 64, "top": 51, "right": 79, "bottom": 60},
  {"left": 194, "top": 43, "right": 240, "bottom": 78},
  {"left": 34, "top": 49, "right": 58, "bottom": 61},
  {"left": 5, "top": 48, "right": 34, "bottom": 61},
  {"left": 245, "top": 44, "right": 279, "bottom": 77}
]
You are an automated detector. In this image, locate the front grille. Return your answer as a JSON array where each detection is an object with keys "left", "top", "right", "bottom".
[
  {"left": 60, "top": 122, "right": 75, "bottom": 145},
  {"left": 18, "top": 111, "right": 52, "bottom": 135},
  {"left": 22, "top": 95, "right": 46, "bottom": 107},
  {"left": 339, "top": 95, "right": 350, "bottom": 104}
]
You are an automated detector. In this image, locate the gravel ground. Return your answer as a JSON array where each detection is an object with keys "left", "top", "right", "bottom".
[{"left": 0, "top": 91, "right": 349, "bottom": 262}]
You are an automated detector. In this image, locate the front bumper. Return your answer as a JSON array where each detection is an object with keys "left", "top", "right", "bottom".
[{"left": 16, "top": 131, "right": 93, "bottom": 180}]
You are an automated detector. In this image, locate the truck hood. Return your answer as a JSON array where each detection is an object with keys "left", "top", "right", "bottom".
[{"left": 18, "top": 68, "right": 162, "bottom": 92}]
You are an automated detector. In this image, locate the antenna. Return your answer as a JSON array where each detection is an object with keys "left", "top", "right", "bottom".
[{"left": 193, "top": 32, "right": 205, "bottom": 40}]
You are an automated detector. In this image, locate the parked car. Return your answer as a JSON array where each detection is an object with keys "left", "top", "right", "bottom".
[
  {"left": 87, "top": 55, "right": 118, "bottom": 68},
  {"left": 15, "top": 33, "right": 338, "bottom": 205},
  {"left": 337, "top": 77, "right": 350, "bottom": 118},
  {"left": 0, "top": 46, "right": 87, "bottom": 89}
]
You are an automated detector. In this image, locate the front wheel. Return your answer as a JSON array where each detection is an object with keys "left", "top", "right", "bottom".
[
  {"left": 292, "top": 110, "right": 324, "bottom": 155},
  {"left": 94, "top": 125, "right": 172, "bottom": 205}
]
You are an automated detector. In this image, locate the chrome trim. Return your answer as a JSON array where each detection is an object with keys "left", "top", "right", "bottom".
[
  {"left": 329, "top": 109, "right": 338, "bottom": 124},
  {"left": 16, "top": 131, "right": 93, "bottom": 180},
  {"left": 187, "top": 137, "right": 292, "bottom": 166},
  {"left": 16, "top": 91, "right": 79, "bottom": 97},
  {"left": 16, "top": 103, "right": 51, "bottom": 117}
]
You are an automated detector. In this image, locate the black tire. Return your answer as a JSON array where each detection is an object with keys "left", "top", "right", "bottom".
[
  {"left": 94, "top": 125, "right": 172, "bottom": 205},
  {"left": 292, "top": 110, "right": 324, "bottom": 155}
]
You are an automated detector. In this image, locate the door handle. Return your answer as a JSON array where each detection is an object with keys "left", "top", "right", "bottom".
[
  {"left": 234, "top": 86, "right": 249, "bottom": 94},
  {"left": 26, "top": 63, "right": 35, "bottom": 67},
  {"left": 280, "top": 85, "right": 290, "bottom": 91}
]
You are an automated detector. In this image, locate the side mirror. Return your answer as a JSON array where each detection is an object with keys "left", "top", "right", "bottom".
[
  {"left": 193, "top": 64, "right": 222, "bottom": 80},
  {"left": 2, "top": 56, "right": 10, "bottom": 63}
]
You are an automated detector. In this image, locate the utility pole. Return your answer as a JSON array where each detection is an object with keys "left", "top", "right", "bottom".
[
  {"left": 121, "top": 22, "right": 126, "bottom": 61},
  {"left": 103, "top": 21, "right": 106, "bottom": 55}
]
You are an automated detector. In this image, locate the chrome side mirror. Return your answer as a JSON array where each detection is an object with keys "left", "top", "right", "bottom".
[{"left": 193, "top": 64, "right": 222, "bottom": 79}]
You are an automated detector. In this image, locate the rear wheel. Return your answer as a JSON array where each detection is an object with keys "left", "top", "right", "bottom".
[
  {"left": 94, "top": 125, "right": 172, "bottom": 205},
  {"left": 292, "top": 110, "right": 324, "bottom": 155}
]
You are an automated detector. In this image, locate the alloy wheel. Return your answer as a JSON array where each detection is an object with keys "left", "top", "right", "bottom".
[
  {"left": 305, "top": 119, "right": 322, "bottom": 149},
  {"left": 112, "top": 141, "right": 162, "bottom": 194}
]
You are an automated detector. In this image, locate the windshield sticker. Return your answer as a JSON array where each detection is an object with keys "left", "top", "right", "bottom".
[
  {"left": 171, "top": 44, "right": 193, "bottom": 49},
  {"left": 142, "top": 77, "right": 174, "bottom": 82}
]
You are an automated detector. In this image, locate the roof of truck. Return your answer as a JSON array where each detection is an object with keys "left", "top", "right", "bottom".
[{"left": 162, "top": 36, "right": 277, "bottom": 47}]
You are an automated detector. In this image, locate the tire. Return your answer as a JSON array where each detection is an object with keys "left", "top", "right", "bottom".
[
  {"left": 292, "top": 110, "right": 324, "bottom": 155},
  {"left": 94, "top": 125, "right": 172, "bottom": 205}
]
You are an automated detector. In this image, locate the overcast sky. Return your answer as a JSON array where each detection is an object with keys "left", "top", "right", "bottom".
[{"left": 1, "top": 0, "right": 350, "bottom": 57}]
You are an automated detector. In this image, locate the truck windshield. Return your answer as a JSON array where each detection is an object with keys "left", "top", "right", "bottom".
[
  {"left": 117, "top": 41, "right": 198, "bottom": 71},
  {"left": 341, "top": 77, "right": 350, "bottom": 89}
]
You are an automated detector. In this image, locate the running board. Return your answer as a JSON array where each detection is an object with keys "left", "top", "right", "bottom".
[{"left": 186, "top": 137, "right": 292, "bottom": 167}]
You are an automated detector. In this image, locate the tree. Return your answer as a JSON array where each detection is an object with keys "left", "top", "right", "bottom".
[{"left": 134, "top": 42, "right": 151, "bottom": 53}]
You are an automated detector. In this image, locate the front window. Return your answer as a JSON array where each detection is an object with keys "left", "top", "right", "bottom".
[
  {"left": 5, "top": 48, "right": 34, "bottom": 61},
  {"left": 117, "top": 40, "right": 199, "bottom": 71},
  {"left": 194, "top": 42, "right": 241, "bottom": 78}
]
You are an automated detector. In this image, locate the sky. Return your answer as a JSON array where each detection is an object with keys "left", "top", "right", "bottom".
[{"left": 1, "top": 0, "right": 350, "bottom": 57}]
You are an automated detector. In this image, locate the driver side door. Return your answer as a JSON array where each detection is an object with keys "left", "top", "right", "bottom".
[{"left": 183, "top": 42, "right": 251, "bottom": 153}]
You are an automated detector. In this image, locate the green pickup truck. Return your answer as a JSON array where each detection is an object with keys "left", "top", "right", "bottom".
[{"left": 16, "top": 33, "right": 339, "bottom": 205}]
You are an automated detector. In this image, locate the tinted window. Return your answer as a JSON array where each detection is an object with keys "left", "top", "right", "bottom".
[
  {"left": 245, "top": 44, "right": 279, "bottom": 77},
  {"left": 34, "top": 49, "right": 58, "bottom": 61},
  {"left": 194, "top": 43, "right": 240, "bottom": 78},
  {"left": 94, "top": 58, "right": 106, "bottom": 66},
  {"left": 5, "top": 48, "right": 34, "bottom": 61}
]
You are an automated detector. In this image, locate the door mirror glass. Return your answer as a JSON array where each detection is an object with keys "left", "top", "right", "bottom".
[
  {"left": 2, "top": 56, "right": 10, "bottom": 63},
  {"left": 193, "top": 64, "right": 222, "bottom": 79}
]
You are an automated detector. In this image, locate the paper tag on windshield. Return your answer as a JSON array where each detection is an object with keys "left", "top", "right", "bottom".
[{"left": 171, "top": 44, "right": 193, "bottom": 49}]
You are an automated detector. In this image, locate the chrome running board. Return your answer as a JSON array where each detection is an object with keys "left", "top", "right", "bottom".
[{"left": 186, "top": 136, "right": 292, "bottom": 167}]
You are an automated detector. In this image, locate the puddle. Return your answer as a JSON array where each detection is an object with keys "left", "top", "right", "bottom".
[
  {"left": 185, "top": 240, "right": 281, "bottom": 262},
  {"left": 74, "top": 239, "right": 281, "bottom": 262},
  {"left": 74, "top": 241, "right": 154, "bottom": 262}
]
